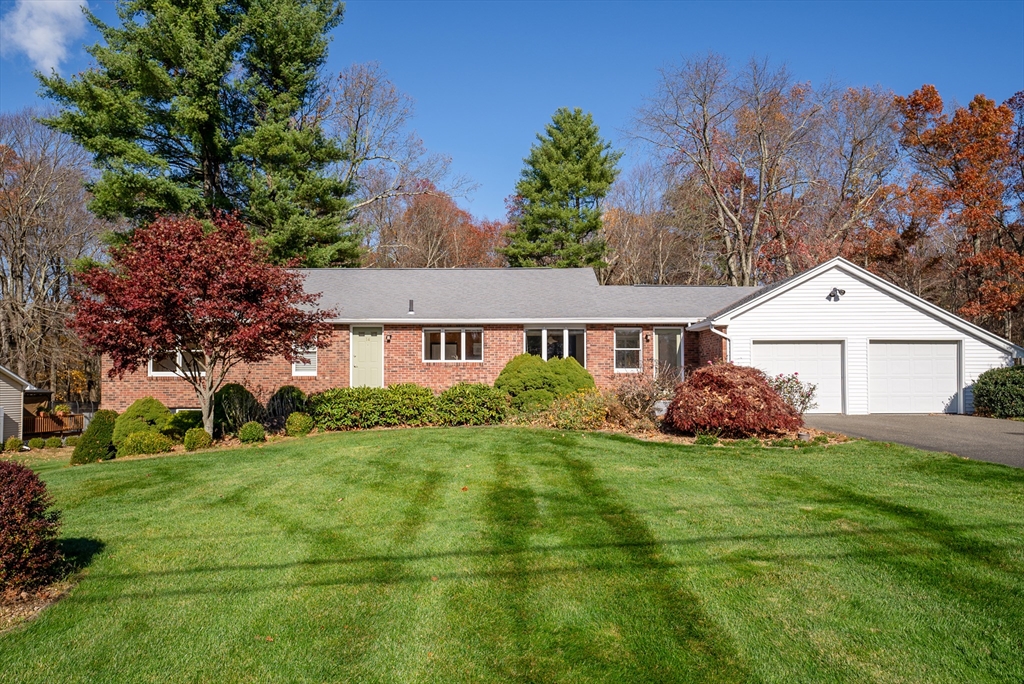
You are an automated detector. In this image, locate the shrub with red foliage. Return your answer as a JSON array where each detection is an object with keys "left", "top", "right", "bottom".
[
  {"left": 666, "top": 363, "right": 802, "bottom": 438},
  {"left": 0, "top": 461, "right": 63, "bottom": 592}
]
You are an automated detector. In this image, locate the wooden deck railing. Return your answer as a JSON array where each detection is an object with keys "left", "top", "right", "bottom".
[{"left": 25, "top": 414, "right": 85, "bottom": 435}]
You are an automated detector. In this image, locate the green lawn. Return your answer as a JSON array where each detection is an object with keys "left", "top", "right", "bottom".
[{"left": 2, "top": 428, "right": 1023, "bottom": 683}]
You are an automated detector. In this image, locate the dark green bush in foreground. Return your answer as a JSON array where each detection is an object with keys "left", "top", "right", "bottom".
[
  {"left": 310, "top": 384, "right": 436, "bottom": 431},
  {"left": 117, "top": 430, "right": 174, "bottom": 457},
  {"left": 238, "top": 421, "right": 266, "bottom": 443},
  {"left": 494, "top": 354, "right": 596, "bottom": 410},
  {"left": 285, "top": 412, "right": 314, "bottom": 437},
  {"left": 433, "top": 383, "right": 509, "bottom": 426},
  {"left": 215, "top": 384, "right": 264, "bottom": 435},
  {"left": 267, "top": 386, "right": 306, "bottom": 429},
  {"left": 183, "top": 428, "right": 213, "bottom": 452},
  {"left": 70, "top": 410, "right": 118, "bottom": 464},
  {"left": 113, "top": 397, "right": 172, "bottom": 447},
  {"left": 28, "top": 438, "right": 45, "bottom": 450},
  {"left": 163, "top": 410, "right": 203, "bottom": 441},
  {"left": 973, "top": 366, "right": 1024, "bottom": 418}
]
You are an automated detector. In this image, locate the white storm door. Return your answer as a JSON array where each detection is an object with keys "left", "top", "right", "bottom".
[{"left": 751, "top": 341, "right": 844, "bottom": 414}]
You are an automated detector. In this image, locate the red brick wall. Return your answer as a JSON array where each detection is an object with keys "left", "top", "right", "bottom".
[
  {"left": 101, "top": 323, "right": 694, "bottom": 410},
  {"left": 694, "top": 327, "right": 728, "bottom": 367}
]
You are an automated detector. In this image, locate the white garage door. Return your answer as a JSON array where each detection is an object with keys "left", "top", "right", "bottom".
[
  {"left": 869, "top": 342, "right": 958, "bottom": 413},
  {"left": 751, "top": 342, "right": 844, "bottom": 413}
]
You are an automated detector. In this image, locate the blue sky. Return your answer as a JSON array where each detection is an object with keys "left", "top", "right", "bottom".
[{"left": 1, "top": 0, "right": 1022, "bottom": 221}]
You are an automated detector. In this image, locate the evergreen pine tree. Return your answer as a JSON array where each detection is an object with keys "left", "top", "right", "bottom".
[
  {"left": 502, "top": 108, "right": 621, "bottom": 267},
  {"left": 40, "top": 0, "right": 359, "bottom": 266}
]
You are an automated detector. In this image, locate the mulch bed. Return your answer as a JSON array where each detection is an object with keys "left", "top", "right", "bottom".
[{"left": 0, "top": 581, "right": 75, "bottom": 635}]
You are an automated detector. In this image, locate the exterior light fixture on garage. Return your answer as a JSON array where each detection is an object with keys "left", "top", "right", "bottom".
[{"left": 826, "top": 288, "right": 845, "bottom": 302}]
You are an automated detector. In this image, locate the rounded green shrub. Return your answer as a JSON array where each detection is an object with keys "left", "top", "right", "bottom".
[
  {"left": 215, "top": 384, "right": 264, "bottom": 435},
  {"left": 28, "top": 438, "right": 45, "bottom": 450},
  {"left": 433, "top": 383, "right": 509, "bottom": 426},
  {"left": 183, "top": 427, "right": 213, "bottom": 452},
  {"left": 71, "top": 409, "right": 118, "bottom": 464},
  {"left": 117, "top": 430, "right": 174, "bottom": 457},
  {"left": 44, "top": 437, "right": 63, "bottom": 449},
  {"left": 4, "top": 437, "right": 23, "bottom": 453},
  {"left": 113, "top": 397, "right": 172, "bottom": 447},
  {"left": 309, "top": 384, "right": 436, "bottom": 431},
  {"left": 163, "top": 410, "right": 203, "bottom": 441},
  {"left": 64, "top": 435, "right": 80, "bottom": 448},
  {"left": 285, "top": 412, "right": 314, "bottom": 437},
  {"left": 495, "top": 354, "right": 596, "bottom": 411},
  {"left": 238, "top": 421, "right": 266, "bottom": 443},
  {"left": 973, "top": 366, "right": 1024, "bottom": 418},
  {"left": 267, "top": 386, "right": 306, "bottom": 429}
]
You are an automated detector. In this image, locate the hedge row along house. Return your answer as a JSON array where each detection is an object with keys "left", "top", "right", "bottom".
[{"left": 101, "top": 257, "right": 1023, "bottom": 416}]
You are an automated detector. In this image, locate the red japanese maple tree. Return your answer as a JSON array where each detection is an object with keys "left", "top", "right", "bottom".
[{"left": 72, "top": 214, "right": 334, "bottom": 435}]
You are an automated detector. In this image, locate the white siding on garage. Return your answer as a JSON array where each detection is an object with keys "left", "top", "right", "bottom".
[
  {"left": 726, "top": 265, "right": 1013, "bottom": 414},
  {"left": 0, "top": 373, "right": 24, "bottom": 440},
  {"left": 751, "top": 341, "right": 844, "bottom": 413}
]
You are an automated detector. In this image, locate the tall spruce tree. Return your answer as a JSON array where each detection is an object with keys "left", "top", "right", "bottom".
[
  {"left": 39, "top": 0, "right": 358, "bottom": 266},
  {"left": 502, "top": 107, "right": 621, "bottom": 267}
]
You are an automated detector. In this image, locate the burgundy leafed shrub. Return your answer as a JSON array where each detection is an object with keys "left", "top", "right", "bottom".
[
  {"left": 666, "top": 363, "right": 802, "bottom": 438},
  {"left": 0, "top": 461, "right": 63, "bottom": 592}
]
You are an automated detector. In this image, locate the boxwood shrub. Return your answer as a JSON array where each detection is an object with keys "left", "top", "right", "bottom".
[
  {"left": 44, "top": 436, "right": 63, "bottom": 449},
  {"left": 113, "top": 397, "right": 171, "bottom": 447},
  {"left": 494, "top": 354, "right": 596, "bottom": 411},
  {"left": 238, "top": 421, "right": 266, "bottom": 443},
  {"left": 309, "top": 384, "right": 436, "bottom": 431},
  {"left": 117, "top": 430, "right": 174, "bottom": 457},
  {"left": 972, "top": 366, "right": 1024, "bottom": 418},
  {"left": 285, "top": 412, "right": 314, "bottom": 437},
  {"left": 433, "top": 383, "right": 509, "bottom": 426},
  {"left": 183, "top": 427, "right": 213, "bottom": 452},
  {"left": 28, "top": 437, "right": 45, "bottom": 450},
  {"left": 70, "top": 409, "right": 117, "bottom": 464}
]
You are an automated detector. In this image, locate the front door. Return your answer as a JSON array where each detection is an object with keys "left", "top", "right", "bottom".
[
  {"left": 351, "top": 327, "right": 384, "bottom": 388},
  {"left": 654, "top": 328, "right": 682, "bottom": 380}
]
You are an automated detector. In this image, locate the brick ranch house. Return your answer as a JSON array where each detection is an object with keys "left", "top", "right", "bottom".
[{"left": 102, "top": 257, "right": 1023, "bottom": 416}]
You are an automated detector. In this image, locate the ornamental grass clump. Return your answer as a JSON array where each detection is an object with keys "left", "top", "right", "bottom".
[
  {"left": 70, "top": 409, "right": 117, "bottom": 464},
  {"left": 0, "top": 461, "right": 63, "bottom": 592},
  {"left": 666, "top": 362, "right": 802, "bottom": 438}
]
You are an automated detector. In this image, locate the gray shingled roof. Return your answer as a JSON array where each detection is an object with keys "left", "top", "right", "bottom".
[{"left": 297, "top": 268, "right": 762, "bottom": 322}]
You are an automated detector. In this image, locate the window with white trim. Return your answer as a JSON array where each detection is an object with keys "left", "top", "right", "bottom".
[
  {"left": 292, "top": 346, "right": 318, "bottom": 376},
  {"left": 524, "top": 328, "right": 585, "bottom": 366},
  {"left": 148, "top": 350, "right": 206, "bottom": 377},
  {"left": 614, "top": 328, "right": 642, "bottom": 372},
  {"left": 423, "top": 328, "right": 483, "bottom": 362}
]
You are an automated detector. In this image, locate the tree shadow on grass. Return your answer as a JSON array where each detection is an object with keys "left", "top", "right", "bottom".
[{"left": 60, "top": 538, "right": 106, "bottom": 572}]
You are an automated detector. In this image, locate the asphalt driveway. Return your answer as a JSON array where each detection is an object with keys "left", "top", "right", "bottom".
[{"left": 804, "top": 414, "right": 1024, "bottom": 469}]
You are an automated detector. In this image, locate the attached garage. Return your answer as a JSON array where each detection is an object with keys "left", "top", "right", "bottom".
[
  {"left": 868, "top": 341, "right": 959, "bottom": 413},
  {"left": 751, "top": 341, "right": 844, "bottom": 413},
  {"left": 689, "top": 257, "right": 1022, "bottom": 415}
]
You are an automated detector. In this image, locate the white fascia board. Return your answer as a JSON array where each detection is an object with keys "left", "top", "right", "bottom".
[
  {"left": 326, "top": 318, "right": 705, "bottom": 325},
  {"left": 712, "top": 256, "right": 1023, "bottom": 356},
  {"left": 0, "top": 365, "right": 32, "bottom": 391}
]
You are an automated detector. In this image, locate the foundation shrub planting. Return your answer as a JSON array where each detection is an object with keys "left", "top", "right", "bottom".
[
  {"left": 44, "top": 437, "right": 63, "bottom": 449},
  {"left": 972, "top": 366, "right": 1024, "bottom": 418},
  {"left": 543, "top": 389, "right": 609, "bottom": 431},
  {"left": 614, "top": 370, "right": 676, "bottom": 423},
  {"left": 495, "top": 354, "right": 596, "bottom": 411},
  {"left": 183, "top": 427, "right": 213, "bottom": 452},
  {"left": 112, "top": 396, "right": 172, "bottom": 447},
  {"left": 284, "top": 412, "right": 315, "bottom": 437},
  {"left": 117, "top": 430, "right": 174, "bottom": 457},
  {"left": 163, "top": 410, "right": 204, "bottom": 441},
  {"left": 70, "top": 409, "right": 117, "bottom": 464},
  {"left": 28, "top": 438, "right": 45, "bottom": 450},
  {"left": 0, "top": 460, "right": 63, "bottom": 591},
  {"left": 666, "top": 362, "right": 802, "bottom": 438},
  {"left": 238, "top": 421, "right": 266, "bottom": 444},
  {"left": 432, "top": 383, "right": 509, "bottom": 426},
  {"left": 309, "top": 385, "right": 435, "bottom": 431},
  {"left": 214, "top": 384, "right": 265, "bottom": 436},
  {"left": 3, "top": 437, "right": 23, "bottom": 452},
  {"left": 266, "top": 386, "right": 307, "bottom": 430},
  {"left": 64, "top": 436, "right": 80, "bottom": 448},
  {"left": 765, "top": 372, "right": 818, "bottom": 415}
]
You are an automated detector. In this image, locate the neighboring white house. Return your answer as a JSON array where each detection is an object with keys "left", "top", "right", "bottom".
[
  {"left": 689, "top": 257, "right": 1024, "bottom": 415},
  {"left": 0, "top": 364, "right": 33, "bottom": 441}
]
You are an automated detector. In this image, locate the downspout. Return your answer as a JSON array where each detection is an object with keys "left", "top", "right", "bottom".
[{"left": 708, "top": 326, "right": 732, "bottom": 363}]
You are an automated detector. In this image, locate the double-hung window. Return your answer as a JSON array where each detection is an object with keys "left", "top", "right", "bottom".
[
  {"left": 148, "top": 350, "right": 206, "bottom": 377},
  {"left": 614, "top": 329, "right": 642, "bottom": 372},
  {"left": 423, "top": 328, "right": 483, "bottom": 362},
  {"left": 292, "top": 346, "right": 318, "bottom": 376}
]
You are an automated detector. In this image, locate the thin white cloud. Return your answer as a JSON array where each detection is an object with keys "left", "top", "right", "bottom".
[{"left": 0, "top": 0, "right": 89, "bottom": 73}]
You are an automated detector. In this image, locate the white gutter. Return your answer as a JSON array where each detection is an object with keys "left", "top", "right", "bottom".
[
  {"left": 708, "top": 326, "right": 732, "bottom": 362},
  {"left": 326, "top": 318, "right": 706, "bottom": 325}
]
